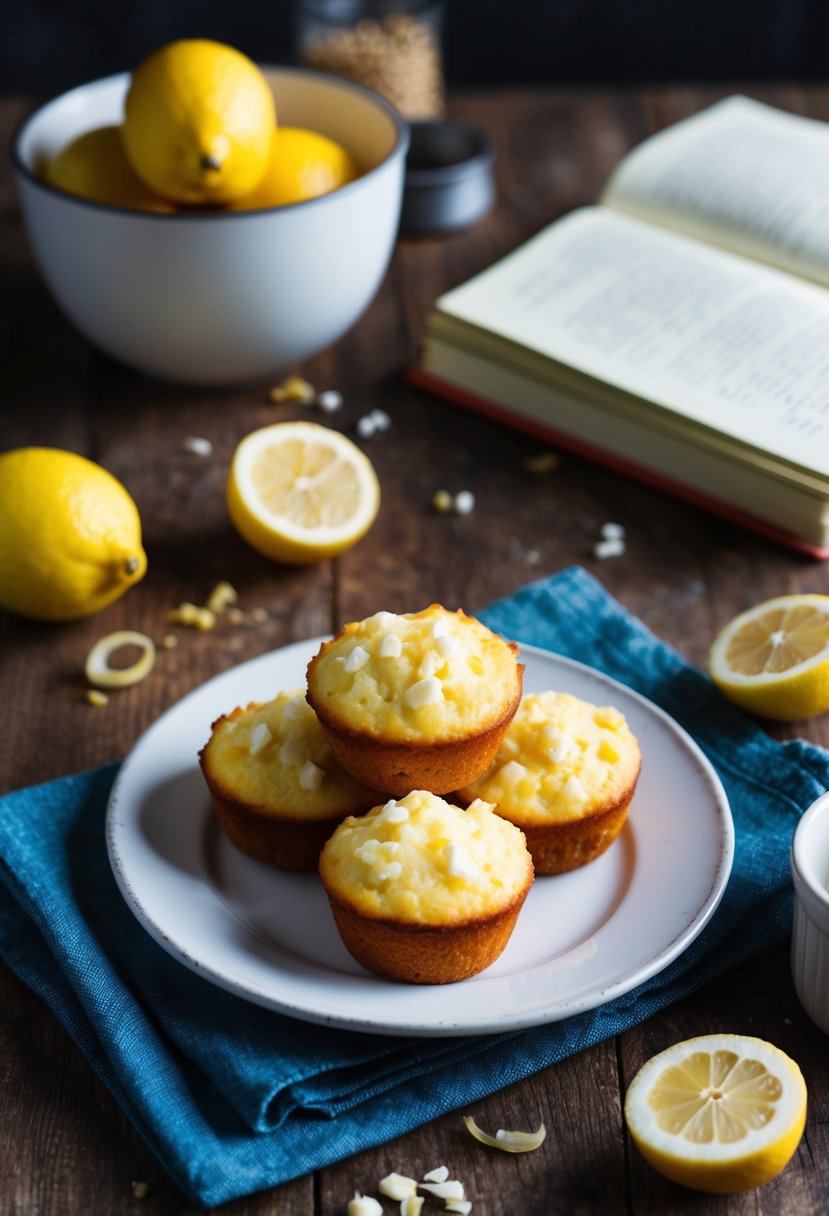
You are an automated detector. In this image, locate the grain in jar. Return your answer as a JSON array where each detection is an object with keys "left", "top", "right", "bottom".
[{"left": 296, "top": 0, "right": 445, "bottom": 119}]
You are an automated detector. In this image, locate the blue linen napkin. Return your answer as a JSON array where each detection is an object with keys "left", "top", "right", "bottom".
[{"left": 1, "top": 566, "right": 828, "bottom": 1207}]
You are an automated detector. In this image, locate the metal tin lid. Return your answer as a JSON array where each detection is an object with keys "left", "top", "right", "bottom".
[{"left": 400, "top": 118, "right": 495, "bottom": 234}]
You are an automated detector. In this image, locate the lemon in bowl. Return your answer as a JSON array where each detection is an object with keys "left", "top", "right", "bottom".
[
  {"left": 230, "top": 126, "right": 358, "bottom": 209},
  {"left": 44, "top": 126, "right": 173, "bottom": 212},
  {"left": 13, "top": 63, "right": 408, "bottom": 386},
  {"left": 122, "top": 39, "right": 276, "bottom": 206}
]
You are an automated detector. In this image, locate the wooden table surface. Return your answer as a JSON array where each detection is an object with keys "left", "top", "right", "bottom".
[{"left": 2, "top": 82, "right": 829, "bottom": 1215}]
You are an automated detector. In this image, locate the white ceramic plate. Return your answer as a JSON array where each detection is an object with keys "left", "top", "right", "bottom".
[{"left": 107, "top": 639, "right": 734, "bottom": 1037}]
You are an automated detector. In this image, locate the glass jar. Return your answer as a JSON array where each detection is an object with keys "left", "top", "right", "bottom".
[{"left": 295, "top": 0, "right": 445, "bottom": 119}]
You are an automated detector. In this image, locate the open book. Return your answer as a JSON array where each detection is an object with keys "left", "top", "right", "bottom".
[{"left": 411, "top": 96, "right": 829, "bottom": 557}]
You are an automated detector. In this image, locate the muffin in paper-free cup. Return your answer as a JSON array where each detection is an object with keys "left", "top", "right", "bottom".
[
  {"left": 319, "top": 790, "right": 534, "bottom": 984},
  {"left": 457, "top": 690, "right": 641, "bottom": 874},
  {"left": 199, "top": 689, "right": 384, "bottom": 871},
  {"left": 306, "top": 605, "right": 523, "bottom": 796}
]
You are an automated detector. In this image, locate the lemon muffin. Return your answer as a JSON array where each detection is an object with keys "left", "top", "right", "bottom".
[
  {"left": 457, "top": 691, "right": 641, "bottom": 874},
  {"left": 319, "top": 790, "right": 534, "bottom": 983},
  {"left": 199, "top": 689, "right": 384, "bottom": 871},
  {"left": 306, "top": 605, "right": 523, "bottom": 796}
]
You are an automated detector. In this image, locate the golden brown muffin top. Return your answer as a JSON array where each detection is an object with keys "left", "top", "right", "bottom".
[
  {"left": 319, "top": 789, "right": 533, "bottom": 924},
  {"left": 459, "top": 690, "right": 641, "bottom": 826},
  {"left": 200, "top": 689, "right": 382, "bottom": 820},
  {"left": 306, "top": 605, "right": 522, "bottom": 743}
]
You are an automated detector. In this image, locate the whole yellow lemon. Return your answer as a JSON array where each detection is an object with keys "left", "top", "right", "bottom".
[
  {"left": 231, "top": 126, "right": 359, "bottom": 209},
  {"left": 45, "top": 126, "right": 174, "bottom": 212},
  {"left": 122, "top": 39, "right": 276, "bottom": 205},
  {"left": 0, "top": 448, "right": 147, "bottom": 622}
]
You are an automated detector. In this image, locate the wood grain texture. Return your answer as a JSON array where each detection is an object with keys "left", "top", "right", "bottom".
[{"left": 1, "top": 84, "right": 828, "bottom": 1214}]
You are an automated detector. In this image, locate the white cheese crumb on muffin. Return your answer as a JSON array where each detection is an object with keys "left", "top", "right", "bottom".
[
  {"left": 457, "top": 690, "right": 641, "bottom": 874},
  {"left": 319, "top": 790, "right": 534, "bottom": 983},
  {"left": 306, "top": 605, "right": 523, "bottom": 795},
  {"left": 199, "top": 689, "right": 384, "bottom": 871}
]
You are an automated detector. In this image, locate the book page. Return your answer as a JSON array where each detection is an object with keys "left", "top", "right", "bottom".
[
  {"left": 601, "top": 96, "right": 829, "bottom": 287},
  {"left": 434, "top": 207, "right": 829, "bottom": 477}
]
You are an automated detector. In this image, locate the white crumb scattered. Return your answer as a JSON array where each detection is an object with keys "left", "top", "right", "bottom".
[
  {"left": 182, "top": 436, "right": 213, "bottom": 457},
  {"left": 453, "top": 490, "right": 475, "bottom": 515},
  {"left": 593, "top": 537, "right": 626, "bottom": 560},
  {"left": 317, "top": 389, "right": 344, "bottom": 412}
]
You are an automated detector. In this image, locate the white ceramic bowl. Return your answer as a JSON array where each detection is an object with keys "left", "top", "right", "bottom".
[
  {"left": 791, "top": 790, "right": 829, "bottom": 1034},
  {"left": 13, "top": 67, "right": 408, "bottom": 386}
]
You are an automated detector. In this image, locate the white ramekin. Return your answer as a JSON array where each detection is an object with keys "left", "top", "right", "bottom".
[{"left": 791, "top": 789, "right": 829, "bottom": 1034}]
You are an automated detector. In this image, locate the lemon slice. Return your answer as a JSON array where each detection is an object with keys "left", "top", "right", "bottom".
[
  {"left": 227, "top": 421, "right": 380, "bottom": 564},
  {"left": 624, "top": 1034, "right": 807, "bottom": 1194},
  {"left": 708, "top": 594, "right": 829, "bottom": 720}
]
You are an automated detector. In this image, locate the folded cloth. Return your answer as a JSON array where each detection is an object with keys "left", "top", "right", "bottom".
[{"left": 1, "top": 566, "right": 827, "bottom": 1206}]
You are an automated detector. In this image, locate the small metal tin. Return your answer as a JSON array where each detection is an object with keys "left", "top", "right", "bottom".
[{"left": 400, "top": 118, "right": 495, "bottom": 234}]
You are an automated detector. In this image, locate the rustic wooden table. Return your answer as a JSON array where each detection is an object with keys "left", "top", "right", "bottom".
[{"left": 2, "top": 83, "right": 829, "bottom": 1215}]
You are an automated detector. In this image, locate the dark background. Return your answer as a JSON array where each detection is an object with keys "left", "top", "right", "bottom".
[{"left": 3, "top": 0, "right": 829, "bottom": 96}]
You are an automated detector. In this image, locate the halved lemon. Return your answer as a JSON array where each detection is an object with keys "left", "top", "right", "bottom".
[
  {"left": 227, "top": 421, "right": 380, "bottom": 564},
  {"left": 624, "top": 1034, "right": 807, "bottom": 1194},
  {"left": 708, "top": 594, "right": 829, "bottom": 720}
]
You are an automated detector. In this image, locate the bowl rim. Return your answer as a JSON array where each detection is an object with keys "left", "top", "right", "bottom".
[{"left": 11, "top": 63, "right": 410, "bottom": 222}]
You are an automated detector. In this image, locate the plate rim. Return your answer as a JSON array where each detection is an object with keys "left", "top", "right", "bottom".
[{"left": 106, "top": 637, "right": 735, "bottom": 1037}]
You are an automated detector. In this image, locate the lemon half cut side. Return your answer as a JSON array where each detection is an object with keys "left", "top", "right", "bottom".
[
  {"left": 708, "top": 593, "right": 829, "bottom": 720},
  {"left": 624, "top": 1034, "right": 807, "bottom": 1194},
  {"left": 227, "top": 421, "right": 381, "bottom": 564}
]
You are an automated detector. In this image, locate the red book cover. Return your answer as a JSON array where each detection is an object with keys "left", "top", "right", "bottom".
[{"left": 407, "top": 366, "right": 829, "bottom": 562}]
